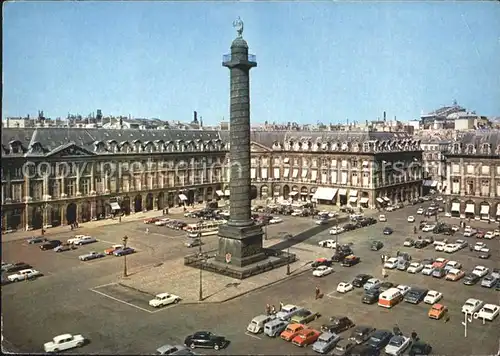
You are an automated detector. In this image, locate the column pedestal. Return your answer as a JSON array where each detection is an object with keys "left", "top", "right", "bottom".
[{"left": 216, "top": 223, "right": 266, "bottom": 268}]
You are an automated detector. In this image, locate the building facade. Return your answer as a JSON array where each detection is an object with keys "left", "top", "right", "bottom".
[
  {"left": 444, "top": 131, "right": 500, "bottom": 221},
  {"left": 421, "top": 138, "right": 450, "bottom": 192},
  {"left": 243, "top": 131, "right": 423, "bottom": 209}
]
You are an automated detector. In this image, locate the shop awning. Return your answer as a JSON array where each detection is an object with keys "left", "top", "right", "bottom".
[
  {"left": 480, "top": 205, "right": 490, "bottom": 215},
  {"left": 383, "top": 197, "right": 391, "bottom": 202},
  {"left": 451, "top": 202, "right": 460, "bottom": 212},
  {"left": 283, "top": 168, "right": 290, "bottom": 178},
  {"left": 216, "top": 190, "right": 224, "bottom": 196},
  {"left": 349, "top": 197, "right": 358, "bottom": 203},
  {"left": 359, "top": 197, "right": 369, "bottom": 204},
  {"left": 110, "top": 202, "right": 121, "bottom": 210},
  {"left": 349, "top": 190, "right": 358, "bottom": 197},
  {"left": 179, "top": 194, "right": 188, "bottom": 201},
  {"left": 376, "top": 197, "right": 384, "bottom": 204},
  {"left": 224, "top": 190, "right": 230, "bottom": 196},
  {"left": 430, "top": 181, "right": 438, "bottom": 187},
  {"left": 465, "top": 204, "right": 475, "bottom": 214},
  {"left": 289, "top": 191, "right": 298, "bottom": 196},
  {"left": 312, "top": 187, "right": 338, "bottom": 201},
  {"left": 338, "top": 189, "right": 347, "bottom": 196}
]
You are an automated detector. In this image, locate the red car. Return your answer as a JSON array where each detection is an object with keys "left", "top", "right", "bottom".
[
  {"left": 291, "top": 329, "right": 321, "bottom": 347},
  {"left": 476, "top": 231, "right": 485, "bottom": 239},
  {"left": 144, "top": 218, "right": 159, "bottom": 224}
]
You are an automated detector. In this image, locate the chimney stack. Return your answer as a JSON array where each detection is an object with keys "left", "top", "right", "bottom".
[
  {"left": 193, "top": 111, "right": 198, "bottom": 123},
  {"left": 383, "top": 111, "right": 387, "bottom": 121}
]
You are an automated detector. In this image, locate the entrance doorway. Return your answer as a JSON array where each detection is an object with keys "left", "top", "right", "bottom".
[
  {"left": 134, "top": 195, "right": 143, "bottom": 212},
  {"left": 146, "top": 193, "right": 154, "bottom": 211},
  {"left": 157, "top": 192, "right": 164, "bottom": 210},
  {"left": 31, "top": 207, "right": 43, "bottom": 229},
  {"left": 121, "top": 197, "right": 131, "bottom": 215},
  {"left": 66, "top": 203, "right": 77, "bottom": 224}
]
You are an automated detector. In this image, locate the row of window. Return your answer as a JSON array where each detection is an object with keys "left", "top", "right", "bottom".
[
  {"left": 451, "top": 143, "right": 500, "bottom": 155},
  {"left": 450, "top": 164, "right": 500, "bottom": 175}
]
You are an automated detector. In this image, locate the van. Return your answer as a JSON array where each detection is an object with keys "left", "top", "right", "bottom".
[
  {"left": 378, "top": 288, "right": 403, "bottom": 308},
  {"left": 246, "top": 314, "right": 276, "bottom": 334},
  {"left": 263, "top": 319, "right": 288, "bottom": 338}
]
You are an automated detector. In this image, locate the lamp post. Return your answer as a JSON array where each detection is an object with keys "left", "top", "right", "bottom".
[
  {"left": 286, "top": 247, "right": 291, "bottom": 275},
  {"left": 122, "top": 235, "right": 128, "bottom": 277},
  {"left": 198, "top": 233, "right": 203, "bottom": 301}
]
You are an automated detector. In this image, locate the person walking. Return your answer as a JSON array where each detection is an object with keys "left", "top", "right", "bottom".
[
  {"left": 411, "top": 330, "right": 417, "bottom": 340},
  {"left": 279, "top": 302, "right": 284, "bottom": 311},
  {"left": 380, "top": 254, "right": 385, "bottom": 264},
  {"left": 146, "top": 227, "right": 149, "bottom": 234},
  {"left": 271, "top": 305, "right": 276, "bottom": 315},
  {"left": 265, "top": 304, "right": 271, "bottom": 316},
  {"left": 315, "top": 286, "right": 321, "bottom": 299}
]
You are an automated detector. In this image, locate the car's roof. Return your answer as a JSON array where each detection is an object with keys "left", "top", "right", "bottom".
[
  {"left": 156, "top": 293, "right": 171, "bottom": 298},
  {"left": 54, "top": 334, "right": 73, "bottom": 341},
  {"left": 432, "top": 303, "right": 444, "bottom": 309},
  {"left": 156, "top": 344, "right": 176, "bottom": 353}
]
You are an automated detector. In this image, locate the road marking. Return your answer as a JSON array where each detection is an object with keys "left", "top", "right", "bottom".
[
  {"left": 99, "top": 239, "right": 122, "bottom": 245},
  {"left": 89, "top": 288, "right": 154, "bottom": 314},
  {"left": 93, "top": 282, "right": 118, "bottom": 289},
  {"left": 244, "top": 332, "right": 262, "bottom": 340},
  {"left": 327, "top": 295, "right": 344, "bottom": 300}
]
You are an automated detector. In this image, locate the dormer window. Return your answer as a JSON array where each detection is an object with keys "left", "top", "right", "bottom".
[
  {"left": 94, "top": 141, "right": 107, "bottom": 153},
  {"left": 133, "top": 140, "right": 143, "bottom": 152},
  {"left": 466, "top": 144, "right": 475, "bottom": 154},
  {"left": 9, "top": 140, "right": 23, "bottom": 154},
  {"left": 482, "top": 143, "right": 490, "bottom": 154},
  {"left": 453, "top": 143, "right": 460, "bottom": 153},
  {"left": 341, "top": 142, "right": 349, "bottom": 151},
  {"left": 363, "top": 143, "right": 370, "bottom": 152}
]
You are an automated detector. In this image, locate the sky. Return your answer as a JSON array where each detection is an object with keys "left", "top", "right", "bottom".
[{"left": 3, "top": 1, "right": 500, "bottom": 125}]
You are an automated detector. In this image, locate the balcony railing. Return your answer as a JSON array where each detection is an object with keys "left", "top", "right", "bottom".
[{"left": 222, "top": 53, "right": 257, "bottom": 63}]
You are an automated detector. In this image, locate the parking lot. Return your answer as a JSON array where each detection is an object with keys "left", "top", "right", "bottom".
[{"left": 2, "top": 203, "right": 499, "bottom": 355}]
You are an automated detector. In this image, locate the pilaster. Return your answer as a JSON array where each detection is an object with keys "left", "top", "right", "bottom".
[{"left": 60, "top": 205, "right": 65, "bottom": 225}]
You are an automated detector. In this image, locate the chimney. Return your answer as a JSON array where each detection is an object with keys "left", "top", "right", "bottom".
[
  {"left": 383, "top": 111, "right": 387, "bottom": 121},
  {"left": 193, "top": 111, "right": 198, "bottom": 123}
]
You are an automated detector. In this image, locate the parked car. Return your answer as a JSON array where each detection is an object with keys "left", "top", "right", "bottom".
[
  {"left": 321, "top": 316, "right": 355, "bottom": 334},
  {"left": 183, "top": 331, "right": 228, "bottom": 350},
  {"left": 27, "top": 236, "right": 47, "bottom": 244},
  {"left": 349, "top": 326, "right": 376, "bottom": 344},
  {"left": 421, "top": 264, "right": 435, "bottom": 276},
  {"left": 396, "top": 285, "right": 411, "bottom": 296},
  {"left": 7, "top": 268, "right": 42, "bottom": 282},
  {"left": 383, "top": 227, "right": 393, "bottom": 235},
  {"left": 424, "top": 290, "right": 443, "bottom": 304},
  {"left": 352, "top": 274, "right": 372, "bottom": 288},
  {"left": 403, "top": 238, "right": 415, "bottom": 247},
  {"left": 40, "top": 240, "right": 62, "bottom": 250},
  {"left": 319, "top": 239, "right": 338, "bottom": 249},
  {"left": 481, "top": 275, "right": 499, "bottom": 288},
  {"left": 364, "top": 278, "right": 382, "bottom": 291},
  {"left": 407, "top": 262, "right": 423, "bottom": 274},
  {"left": 362, "top": 288, "right": 380, "bottom": 304},
  {"left": 404, "top": 288, "right": 428, "bottom": 304},
  {"left": 384, "top": 258, "right": 398, "bottom": 269},
  {"left": 155, "top": 344, "right": 191, "bottom": 355},
  {"left": 337, "top": 282, "right": 354, "bottom": 294},
  {"left": 463, "top": 273, "right": 481, "bottom": 285},
  {"left": 290, "top": 309, "right": 321, "bottom": 324},
  {"left": 313, "top": 265, "right": 333, "bottom": 277},
  {"left": 79, "top": 251, "right": 105, "bottom": 261},
  {"left": 276, "top": 304, "right": 303, "bottom": 321},
  {"left": 73, "top": 236, "right": 97, "bottom": 245},
  {"left": 113, "top": 247, "right": 135, "bottom": 256},
  {"left": 312, "top": 332, "right": 341, "bottom": 354},
  {"left": 407, "top": 216, "right": 415, "bottom": 223},
  {"left": 384, "top": 335, "right": 411, "bottom": 356},
  {"left": 370, "top": 241, "right": 384, "bottom": 251},
  {"left": 291, "top": 328, "right": 321, "bottom": 347},
  {"left": 432, "top": 268, "right": 446, "bottom": 279},
  {"left": 366, "top": 330, "right": 393, "bottom": 351},
  {"left": 44, "top": 333, "right": 86, "bottom": 353},
  {"left": 54, "top": 244, "right": 76, "bottom": 252},
  {"left": 149, "top": 293, "right": 181, "bottom": 307},
  {"left": 332, "top": 338, "right": 356, "bottom": 356},
  {"left": 477, "top": 304, "right": 500, "bottom": 321},
  {"left": 311, "top": 258, "right": 333, "bottom": 268},
  {"left": 462, "top": 298, "right": 484, "bottom": 314},
  {"left": 379, "top": 215, "right": 387, "bottom": 222},
  {"left": 472, "top": 265, "right": 489, "bottom": 277},
  {"left": 280, "top": 323, "right": 305, "bottom": 341},
  {"left": 409, "top": 342, "right": 432, "bottom": 356},
  {"left": 341, "top": 255, "right": 360, "bottom": 267}
]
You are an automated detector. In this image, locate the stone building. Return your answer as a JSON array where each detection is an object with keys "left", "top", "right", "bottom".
[
  {"left": 1, "top": 128, "right": 228, "bottom": 231},
  {"left": 444, "top": 131, "right": 500, "bottom": 221},
  {"left": 240, "top": 131, "right": 423, "bottom": 209},
  {"left": 421, "top": 138, "right": 450, "bottom": 193}
]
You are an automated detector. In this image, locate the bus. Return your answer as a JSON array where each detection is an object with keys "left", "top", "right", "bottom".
[{"left": 185, "top": 221, "right": 226, "bottom": 238}]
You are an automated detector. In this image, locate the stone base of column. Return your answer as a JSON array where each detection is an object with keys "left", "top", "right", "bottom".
[{"left": 216, "top": 223, "right": 267, "bottom": 268}]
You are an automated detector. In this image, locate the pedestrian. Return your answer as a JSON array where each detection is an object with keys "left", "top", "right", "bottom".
[
  {"left": 396, "top": 250, "right": 400, "bottom": 257},
  {"left": 411, "top": 331, "right": 417, "bottom": 340},
  {"left": 146, "top": 227, "right": 149, "bottom": 234},
  {"left": 271, "top": 305, "right": 276, "bottom": 314},
  {"left": 315, "top": 286, "right": 321, "bottom": 300},
  {"left": 266, "top": 304, "right": 271, "bottom": 316},
  {"left": 380, "top": 254, "right": 385, "bottom": 264},
  {"left": 469, "top": 245, "right": 473, "bottom": 252},
  {"left": 444, "top": 314, "right": 450, "bottom": 323},
  {"left": 279, "top": 302, "right": 284, "bottom": 311}
]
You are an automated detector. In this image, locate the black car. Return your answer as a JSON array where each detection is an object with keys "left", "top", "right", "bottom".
[
  {"left": 421, "top": 258, "right": 434, "bottom": 265},
  {"left": 311, "top": 258, "right": 333, "bottom": 268},
  {"left": 404, "top": 288, "right": 428, "bottom": 304},
  {"left": 348, "top": 326, "right": 376, "bottom": 344},
  {"left": 332, "top": 252, "right": 349, "bottom": 262},
  {"left": 370, "top": 241, "right": 384, "bottom": 251},
  {"left": 338, "top": 245, "right": 353, "bottom": 255},
  {"left": 3, "top": 262, "right": 32, "bottom": 273},
  {"left": 184, "top": 331, "right": 228, "bottom": 350},
  {"left": 362, "top": 289, "right": 380, "bottom": 304},
  {"left": 383, "top": 227, "right": 393, "bottom": 235},
  {"left": 463, "top": 273, "right": 481, "bottom": 286},
  {"left": 378, "top": 282, "right": 394, "bottom": 293},
  {"left": 414, "top": 240, "right": 429, "bottom": 249},
  {"left": 495, "top": 280, "right": 500, "bottom": 291},
  {"left": 341, "top": 256, "right": 360, "bottom": 267},
  {"left": 343, "top": 223, "right": 356, "bottom": 231},
  {"left": 321, "top": 316, "right": 355, "bottom": 333},
  {"left": 366, "top": 330, "right": 393, "bottom": 351},
  {"left": 352, "top": 274, "right": 372, "bottom": 288},
  {"left": 408, "top": 341, "right": 432, "bottom": 356},
  {"left": 40, "top": 240, "right": 62, "bottom": 250},
  {"left": 349, "top": 344, "right": 380, "bottom": 356}
]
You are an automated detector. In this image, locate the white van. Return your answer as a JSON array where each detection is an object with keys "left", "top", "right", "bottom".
[
  {"left": 246, "top": 314, "right": 276, "bottom": 334},
  {"left": 378, "top": 288, "right": 403, "bottom": 309},
  {"left": 263, "top": 319, "right": 288, "bottom": 337}
]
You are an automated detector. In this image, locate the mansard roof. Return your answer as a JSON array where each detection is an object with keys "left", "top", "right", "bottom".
[{"left": 457, "top": 131, "right": 500, "bottom": 146}]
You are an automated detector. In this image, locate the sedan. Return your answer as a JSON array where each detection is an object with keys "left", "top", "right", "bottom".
[
  {"left": 54, "top": 244, "right": 76, "bottom": 252},
  {"left": 383, "top": 227, "right": 393, "bottom": 235},
  {"left": 444, "top": 261, "right": 462, "bottom": 272},
  {"left": 463, "top": 273, "right": 481, "bottom": 285},
  {"left": 379, "top": 215, "right": 387, "bottom": 222},
  {"left": 424, "top": 290, "right": 443, "bottom": 304},
  {"left": 484, "top": 231, "right": 495, "bottom": 239},
  {"left": 27, "top": 236, "right": 47, "bottom": 244},
  {"left": 416, "top": 208, "right": 424, "bottom": 215},
  {"left": 313, "top": 266, "right": 333, "bottom": 277},
  {"left": 332, "top": 339, "right": 356, "bottom": 356},
  {"left": 384, "top": 258, "right": 398, "bottom": 269},
  {"left": 321, "top": 316, "right": 355, "bottom": 334},
  {"left": 455, "top": 239, "right": 468, "bottom": 249},
  {"left": 113, "top": 247, "right": 135, "bottom": 256},
  {"left": 348, "top": 326, "right": 376, "bottom": 344},
  {"left": 407, "top": 216, "right": 415, "bottom": 223},
  {"left": 477, "top": 304, "right": 500, "bottom": 321},
  {"left": 184, "top": 239, "right": 202, "bottom": 248},
  {"left": 184, "top": 331, "right": 228, "bottom": 350},
  {"left": 396, "top": 285, "right": 411, "bottom": 296},
  {"left": 352, "top": 274, "right": 372, "bottom": 288},
  {"left": 385, "top": 335, "right": 411, "bottom": 356},
  {"left": 290, "top": 309, "right": 321, "bottom": 324},
  {"left": 474, "top": 242, "right": 490, "bottom": 253},
  {"left": 337, "top": 282, "right": 354, "bottom": 294},
  {"left": 79, "top": 251, "right": 105, "bottom": 261},
  {"left": 472, "top": 266, "right": 489, "bottom": 278},
  {"left": 407, "top": 262, "right": 423, "bottom": 274},
  {"left": 269, "top": 217, "right": 283, "bottom": 224},
  {"left": 462, "top": 298, "right": 484, "bottom": 314},
  {"left": 366, "top": 330, "right": 393, "bottom": 351},
  {"left": 329, "top": 227, "right": 344, "bottom": 235},
  {"left": 403, "top": 238, "right": 415, "bottom": 247},
  {"left": 481, "top": 275, "right": 498, "bottom": 288}
]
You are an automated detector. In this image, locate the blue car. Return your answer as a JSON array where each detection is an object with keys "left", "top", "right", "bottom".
[
  {"left": 113, "top": 247, "right": 135, "bottom": 256},
  {"left": 383, "top": 227, "right": 393, "bottom": 235}
]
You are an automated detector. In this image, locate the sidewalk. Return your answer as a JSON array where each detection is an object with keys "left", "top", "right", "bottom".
[
  {"left": 1, "top": 204, "right": 205, "bottom": 243},
  {"left": 119, "top": 242, "right": 323, "bottom": 304}
]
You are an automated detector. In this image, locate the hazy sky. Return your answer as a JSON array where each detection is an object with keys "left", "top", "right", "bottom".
[{"left": 3, "top": 1, "right": 500, "bottom": 125}]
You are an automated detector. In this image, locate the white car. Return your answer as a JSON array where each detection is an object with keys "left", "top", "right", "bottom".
[
  {"left": 44, "top": 334, "right": 86, "bottom": 353},
  {"left": 474, "top": 242, "right": 490, "bottom": 253},
  {"left": 444, "top": 261, "right": 462, "bottom": 271},
  {"left": 462, "top": 298, "right": 484, "bottom": 314},
  {"left": 313, "top": 265, "right": 333, "bottom": 277},
  {"left": 315, "top": 219, "right": 329, "bottom": 225},
  {"left": 477, "top": 304, "right": 500, "bottom": 321},
  {"left": 319, "top": 239, "right": 337, "bottom": 249},
  {"left": 7, "top": 269, "right": 42, "bottom": 282},
  {"left": 73, "top": 236, "right": 97, "bottom": 245},
  {"left": 396, "top": 285, "right": 411, "bottom": 296},
  {"left": 443, "top": 244, "right": 459, "bottom": 253},
  {"left": 384, "top": 258, "right": 398, "bottom": 269},
  {"left": 451, "top": 225, "right": 460, "bottom": 232},
  {"left": 422, "top": 224, "right": 435, "bottom": 232},
  {"left": 67, "top": 235, "right": 89, "bottom": 244},
  {"left": 484, "top": 231, "right": 495, "bottom": 239},
  {"left": 336, "top": 282, "right": 353, "bottom": 294},
  {"left": 407, "top": 216, "right": 415, "bottom": 223},
  {"left": 464, "top": 229, "right": 477, "bottom": 237},
  {"left": 269, "top": 217, "right": 283, "bottom": 224},
  {"left": 454, "top": 239, "right": 468, "bottom": 249},
  {"left": 291, "top": 210, "right": 303, "bottom": 217},
  {"left": 416, "top": 208, "right": 424, "bottom": 215},
  {"left": 378, "top": 215, "right": 387, "bottom": 222},
  {"left": 422, "top": 264, "right": 435, "bottom": 276},
  {"left": 155, "top": 218, "right": 169, "bottom": 226},
  {"left": 407, "top": 262, "right": 424, "bottom": 274},
  {"left": 424, "top": 290, "right": 443, "bottom": 304},
  {"left": 329, "top": 227, "right": 344, "bottom": 235},
  {"left": 364, "top": 278, "right": 382, "bottom": 291},
  {"left": 494, "top": 229, "right": 500, "bottom": 236},
  {"left": 472, "top": 266, "right": 489, "bottom": 277},
  {"left": 275, "top": 304, "right": 302, "bottom": 321},
  {"left": 434, "top": 241, "right": 446, "bottom": 252},
  {"left": 385, "top": 335, "right": 411, "bottom": 356},
  {"left": 149, "top": 293, "right": 181, "bottom": 308}
]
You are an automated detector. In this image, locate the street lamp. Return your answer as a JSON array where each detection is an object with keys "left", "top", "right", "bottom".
[
  {"left": 198, "top": 233, "right": 203, "bottom": 301},
  {"left": 286, "top": 247, "right": 291, "bottom": 275},
  {"left": 122, "top": 235, "right": 128, "bottom": 277}
]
